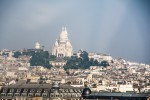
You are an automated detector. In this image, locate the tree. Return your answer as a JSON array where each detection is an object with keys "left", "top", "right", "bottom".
[
  {"left": 80, "top": 51, "right": 89, "bottom": 61},
  {"left": 64, "top": 51, "right": 99, "bottom": 70},
  {"left": 13, "top": 51, "right": 22, "bottom": 58},
  {"left": 100, "top": 60, "right": 110, "bottom": 67},
  {"left": 49, "top": 55, "right": 56, "bottom": 61},
  {"left": 90, "top": 58, "right": 99, "bottom": 66},
  {"left": 30, "top": 51, "right": 52, "bottom": 69}
]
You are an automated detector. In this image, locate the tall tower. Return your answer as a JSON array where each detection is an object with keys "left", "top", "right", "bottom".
[{"left": 52, "top": 27, "right": 73, "bottom": 57}]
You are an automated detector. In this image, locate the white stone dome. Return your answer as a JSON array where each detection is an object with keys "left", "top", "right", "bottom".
[
  {"left": 66, "top": 41, "right": 72, "bottom": 47},
  {"left": 54, "top": 40, "right": 59, "bottom": 46},
  {"left": 35, "top": 42, "right": 40, "bottom": 49},
  {"left": 52, "top": 27, "right": 73, "bottom": 57},
  {"left": 59, "top": 27, "right": 68, "bottom": 42}
]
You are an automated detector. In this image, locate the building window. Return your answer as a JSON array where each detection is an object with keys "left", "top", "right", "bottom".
[
  {"left": 24, "top": 89, "right": 28, "bottom": 92},
  {"left": 7, "top": 93, "right": 13, "bottom": 96},
  {"left": 42, "top": 94, "right": 47, "bottom": 97},
  {"left": 17, "top": 89, "right": 21, "bottom": 92},
  {"left": 10, "top": 89, "right": 14, "bottom": 92},
  {"left": 37, "top": 89, "right": 42, "bottom": 92},
  {"left": 3, "top": 89, "right": 7, "bottom": 92},
  {"left": 15, "top": 94, "right": 20, "bottom": 96},
  {"left": 1, "top": 94, "right": 6, "bottom": 96}
]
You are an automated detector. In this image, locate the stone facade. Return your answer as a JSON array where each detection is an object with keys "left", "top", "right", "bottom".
[
  {"left": 52, "top": 27, "right": 73, "bottom": 57},
  {"left": 35, "top": 42, "right": 41, "bottom": 49}
]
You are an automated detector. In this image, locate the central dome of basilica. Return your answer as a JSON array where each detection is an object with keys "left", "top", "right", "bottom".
[{"left": 59, "top": 27, "right": 68, "bottom": 43}]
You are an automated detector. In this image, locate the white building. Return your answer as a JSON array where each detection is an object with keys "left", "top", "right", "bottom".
[
  {"left": 118, "top": 84, "right": 134, "bottom": 92},
  {"left": 35, "top": 42, "right": 41, "bottom": 49},
  {"left": 52, "top": 27, "right": 73, "bottom": 57},
  {"left": 88, "top": 53, "right": 113, "bottom": 62},
  {"left": 6, "top": 72, "right": 17, "bottom": 78}
]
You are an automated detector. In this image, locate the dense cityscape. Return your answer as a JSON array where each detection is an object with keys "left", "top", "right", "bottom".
[{"left": 0, "top": 27, "right": 150, "bottom": 100}]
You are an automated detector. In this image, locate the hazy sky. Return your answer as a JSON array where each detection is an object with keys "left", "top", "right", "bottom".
[{"left": 0, "top": 0, "right": 150, "bottom": 64}]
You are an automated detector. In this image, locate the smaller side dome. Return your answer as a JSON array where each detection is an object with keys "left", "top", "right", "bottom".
[
  {"left": 66, "top": 41, "right": 72, "bottom": 47},
  {"left": 82, "top": 87, "right": 91, "bottom": 97},
  {"left": 35, "top": 42, "right": 41, "bottom": 49},
  {"left": 54, "top": 40, "right": 59, "bottom": 46}
]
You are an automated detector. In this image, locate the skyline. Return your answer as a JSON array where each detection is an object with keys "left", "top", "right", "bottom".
[{"left": 0, "top": 0, "right": 150, "bottom": 64}]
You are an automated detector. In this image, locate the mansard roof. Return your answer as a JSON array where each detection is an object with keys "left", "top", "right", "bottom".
[{"left": 0, "top": 82, "right": 83, "bottom": 99}]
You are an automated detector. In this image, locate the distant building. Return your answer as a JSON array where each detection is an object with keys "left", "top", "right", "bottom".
[
  {"left": 52, "top": 27, "right": 73, "bottom": 57},
  {"left": 6, "top": 72, "right": 17, "bottom": 78},
  {"left": 35, "top": 42, "right": 41, "bottom": 49},
  {"left": 49, "top": 58, "right": 66, "bottom": 67},
  {"left": 88, "top": 53, "right": 113, "bottom": 62}
]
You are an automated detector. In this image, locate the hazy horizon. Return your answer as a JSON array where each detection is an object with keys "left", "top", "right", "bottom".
[{"left": 0, "top": 0, "right": 150, "bottom": 64}]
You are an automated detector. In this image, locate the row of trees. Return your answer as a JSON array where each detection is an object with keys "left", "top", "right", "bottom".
[
  {"left": 64, "top": 51, "right": 109, "bottom": 70},
  {"left": 30, "top": 51, "right": 52, "bottom": 69},
  {"left": 13, "top": 50, "right": 53, "bottom": 69},
  {"left": 13, "top": 50, "right": 109, "bottom": 70}
]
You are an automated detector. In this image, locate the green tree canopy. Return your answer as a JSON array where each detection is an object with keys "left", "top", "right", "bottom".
[
  {"left": 13, "top": 51, "right": 22, "bottom": 58},
  {"left": 49, "top": 55, "right": 56, "bottom": 61},
  {"left": 30, "top": 51, "right": 52, "bottom": 69},
  {"left": 100, "top": 60, "right": 110, "bottom": 67},
  {"left": 64, "top": 51, "right": 99, "bottom": 70}
]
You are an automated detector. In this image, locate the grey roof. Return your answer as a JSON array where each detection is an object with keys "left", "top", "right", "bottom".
[
  {"left": 90, "top": 92, "right": 150, "bottom": 97},
  {"left": 0, "top": 83, "right": 83, "bottom": 99},
  {"left": 1, "top": 83, "right": 82, "bottom": 90}
]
